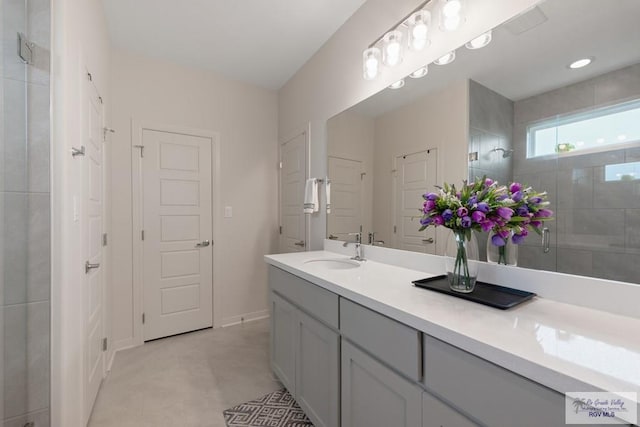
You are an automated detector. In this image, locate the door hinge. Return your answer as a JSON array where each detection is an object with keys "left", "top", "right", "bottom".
[
  {"left": 278, "top": 161, "right": 283, "bottom": 169},
  {"left": 393, "top": 225, "right": 397, "bottom": 234},
  {"left": 87, "top": 72, "right": 93, "bottom": 81},
  {"left": 134, "top": 145, "right": 144, "bottom": 157},
  {"left": 141, "top": 230, "right": 145, "bottom": 241},
  {"left": 142, "top": 313, "right": 146, "bottom": 324},
  {"left": 102, "top": 337, "right": 107, "bottom": 352},
  {"left": 17, "top": 32, "right": 34, "bottom": 64},
  {"left": 279, "top": 225, "right": 282, "bottom": 235},
  {"left": 102, "top": 233, "right": 108, "bottom": 246}
]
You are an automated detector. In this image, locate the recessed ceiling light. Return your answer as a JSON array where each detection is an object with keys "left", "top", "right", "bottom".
[
  {"left": 389, "top": 79, "right": 405, "bottom": 89},
  {"left": 568, "top": 57, "right": 593, "bottom": 69},
  {"left": 465, "top": 31, "right": 492, "bottom": 50},
  {"left": 617, "top": 134, "right": 627, "bottom": 141},
  {"left": 576, "top": 141, "right": 585, "bottom": 146},
  {"left": 434, "top": 51, "right": 456, "bottom": 65},
  {"left": 596, "top": 138, "right": 605, "bottom": 144},
  {"left": 409, "top": 66, "right": 428, "bottom": 79}
]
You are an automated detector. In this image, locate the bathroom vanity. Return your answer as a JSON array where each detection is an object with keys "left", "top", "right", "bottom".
[{"left": 265, "top": 246, "right": 640, "bottom": 427}]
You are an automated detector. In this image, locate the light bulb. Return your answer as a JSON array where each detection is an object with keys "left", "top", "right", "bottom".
[
  {"left": 465, "top": 30, "right": 492, "bottom": 50},
  {"left": 440, "top": 0, "right": 464, "bottom": 32},
  {"left": 442, "top": 0, "right": 461, "bottom": 17},
  {"left": 568, "top": 58, "right": 593, "bottom": 69},
  {"left": 389, "top": 79, "right": 405, "bottom": 90},
  {"left": 382, "top": 30, "right": 404, "bottom": 67},
  {"left": 433, "top": 51, "right": 456, "bottom": 65},
  {"left": 407, "top": 10, "right": 431, "bottom": 51},
  {"left": 410, "top": 66, "right": 428, "bottom": 79},
  {"left": 442, "top": 15, "right": 461, "bottom": 31},
  {"left": 362, "top": 47, "right": 381, "bottom": 80}
]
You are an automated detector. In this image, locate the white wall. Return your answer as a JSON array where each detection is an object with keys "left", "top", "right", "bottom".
[
  {"left": 109, "top": 50, "right": 279, "bottom": 351},
  {"left": 51, "top": 0, "right": 111, "bottom": 425},
  {"left": 373, "top": 80, "right": 470, "bottom": 254},
  {"left": 278, "top": 0, "right": 542, "bottom": 248}
]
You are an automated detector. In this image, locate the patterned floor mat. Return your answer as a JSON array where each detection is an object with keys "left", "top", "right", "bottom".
[{"left": 223, "top": 388, "right": 314, "bottom": 427}]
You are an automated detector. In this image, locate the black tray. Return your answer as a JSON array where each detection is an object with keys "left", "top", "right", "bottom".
[{"left": 412, "top": 275, "right": 535, "bottom": 309}]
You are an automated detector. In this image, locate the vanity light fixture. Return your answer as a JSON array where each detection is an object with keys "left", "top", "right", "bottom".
[
  {"left": 382, "top": 30, "right": 404, "bottom": 67},
  {"left": 410, "top": 66, "right": 429, "bottom": 78},
  {"left": 408, "top": 10, "right": 431, "bottom": 51},
  {"left": 363, "top": 47, "right": 381, "bottom": 80},
  {"left": 568, "top": 57, "right": 593, "bottom": 69},
  {"left": 389, "top": 79, "right": 405, "bottom": 89},
  {"left": 440, "top": 0, "right": 464, "bottom": 32},
  {"left": 465, "top": 30, "right": 492, "bottom": 49},
  {"left": 433, "top": 50, "right": 456, "bottom": 65}
]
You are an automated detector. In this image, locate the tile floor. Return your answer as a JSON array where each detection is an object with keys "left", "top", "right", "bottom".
[{"left": 88, "top": 319, "right": 281, "bottom": 427}]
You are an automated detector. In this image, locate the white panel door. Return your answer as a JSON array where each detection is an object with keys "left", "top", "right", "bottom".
[
  {"left": 327, "top": 156, "right": 362, "bottom": 239},
  {"left": 280, "top": 132, "right": 307, "bottom": 253},
  {"left": 82, "top": 75, "right": 104, "bottom": 424},
  {"left": 394, "top": 150, "right": 437, "bottom": 253},
  {"left": 142, "top": 130, "right": 213, "bottom": 341}
]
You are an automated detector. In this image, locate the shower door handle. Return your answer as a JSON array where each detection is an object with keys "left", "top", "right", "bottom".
[{"left": 542, "top": 227, "right": 550, "bottom": 253}]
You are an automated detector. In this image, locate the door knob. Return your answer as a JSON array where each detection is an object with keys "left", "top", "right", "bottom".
[
  {"left": 85, "top": 261, "right": 100, "bottom": 274},
  {"left": 196, "top": 240, "right": 210, "bottom": 248},
  {"left": 422, "top": 238, "right": 434, "bottom": 244},
  {"left": 294, "top": 240, "right": 306, "bottom": 247}
]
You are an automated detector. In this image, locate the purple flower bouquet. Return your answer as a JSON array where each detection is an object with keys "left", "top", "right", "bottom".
[{"left": 420, "top": 177, "right": 553, "bottom": 291}]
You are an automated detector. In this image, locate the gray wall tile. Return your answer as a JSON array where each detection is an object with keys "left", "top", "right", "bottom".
[
  {"left": 3, "top": 78, "right": 27, "bottom": 192},
  {"left": 3, "top": 408, "right": 49, "bottom": 427},
  {"left": 4, "top": 301, "right": 50, "bottom": 419},
  {"left": 557, "top": 247, "right": 593, "bottom": 277},
  {"left": 3, "top": 193, "right": 50, "bottom": 305},
  {"left": 592, "top": 251, "right": 639, "bottom": 283},
  {"left": 593, "top": 166, "right": 640, "bottom": 209},
  {"left": 626, "top": 209, "right": 640, "bottom": 250}
]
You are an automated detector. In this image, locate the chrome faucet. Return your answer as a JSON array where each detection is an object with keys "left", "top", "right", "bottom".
[
  {"left": 346, "top": 232, "right": 365, "bottom": 261},
  {"left": 368, "top": 232, "right": 385, "bottom": 246}
]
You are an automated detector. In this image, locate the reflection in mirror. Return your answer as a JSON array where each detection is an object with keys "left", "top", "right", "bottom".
[{"left": 326, "top": 0, "right": 640, "bottom": 284}]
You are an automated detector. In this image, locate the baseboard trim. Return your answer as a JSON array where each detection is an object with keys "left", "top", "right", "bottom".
[{"left": 222, "top": 309, "right": 270, "bottom": 328}]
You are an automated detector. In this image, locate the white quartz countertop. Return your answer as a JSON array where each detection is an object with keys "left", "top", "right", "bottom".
[{"left": 265, "top": 250, "right": 640, "bottom": 404}]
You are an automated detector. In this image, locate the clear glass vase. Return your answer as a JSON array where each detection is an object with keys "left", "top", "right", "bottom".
[
  {"left": 445, "top": 230, "right": 479, "bottom": 293},
  {"left": 486, "top": 235, "right": 518, "bottom": 266}
]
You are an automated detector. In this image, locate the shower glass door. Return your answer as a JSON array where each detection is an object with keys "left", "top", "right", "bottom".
[{"left": 2, "top": 0, "right": 51, "bottom": 425}]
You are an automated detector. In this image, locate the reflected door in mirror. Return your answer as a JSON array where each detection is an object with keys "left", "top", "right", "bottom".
[
  {"left": 280, "top": 132, "right": 307, "bottom": 253},
  {"left": 327, "top": 156, "right": 363, "bottom": 239},
  {"left": 394, "top": 150, "right": 437, "bottom": 253}
]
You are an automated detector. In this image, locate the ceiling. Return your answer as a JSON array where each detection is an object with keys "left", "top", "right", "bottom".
[
  {"left": 102, "top": 0, "right": 367, "bottom": 90},
  {"left": 351, "top": 0, "right": 640, "bottom": 117}
]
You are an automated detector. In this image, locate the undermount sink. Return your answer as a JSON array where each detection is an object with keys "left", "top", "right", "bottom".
[{"left": 303, "top": 258, "right": 361, "bottom": 270}]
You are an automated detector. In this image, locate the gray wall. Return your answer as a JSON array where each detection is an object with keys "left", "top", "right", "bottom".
[
  {"left": 513, "top": 63, "right": 640, "bottom": 284},
  {"left": 2, "top": 0, "right": 51, "bottom": 425},
  {"left": 468, "top": 80, "right": 514, "bottom": 260}
]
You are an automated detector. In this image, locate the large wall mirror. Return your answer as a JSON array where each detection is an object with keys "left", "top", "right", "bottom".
[{"left": 326, "top": 0, "right": 640, "bottom": 285}]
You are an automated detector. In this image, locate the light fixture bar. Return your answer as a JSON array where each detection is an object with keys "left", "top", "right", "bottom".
[{"left": 368, "top": 0, "right": 435, "bottom": 48}]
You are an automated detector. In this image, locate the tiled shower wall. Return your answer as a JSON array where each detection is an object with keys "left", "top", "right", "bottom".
[
  {"left": 2, "top": 0, "right": 51, "bottom": 425},
  {"left": 468, "top": 79, "right": 514, "bottom": 261},
  {"left": 513, "top": 63, "right": 640, "bottom": 284}
]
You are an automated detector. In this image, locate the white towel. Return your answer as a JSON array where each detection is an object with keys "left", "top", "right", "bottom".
[
  {"left": 304, "top": 178, "right": 318, "bottom": 214},
  {"left": 325, "top": 179, "right": 331, "bottom": 214}
]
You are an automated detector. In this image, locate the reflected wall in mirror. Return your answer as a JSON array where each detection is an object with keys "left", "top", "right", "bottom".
[{"left": 326, "top": 0, "right": 640, "bottom": 285}]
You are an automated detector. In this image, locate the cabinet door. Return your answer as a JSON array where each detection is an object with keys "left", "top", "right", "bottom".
[
  {"left": 271, "top": 292, "right": 296, "bottom": 394},
  {"left": 342, "top": 339, "right": 422, "bottom": 427},
  {"left": 296, "top": 310, "right": 340, "bottom": 427},
  {"left": 422, "top": 392, "right": 477, "bottom": 427}
]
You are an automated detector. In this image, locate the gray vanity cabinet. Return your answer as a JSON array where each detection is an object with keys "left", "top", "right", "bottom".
[
  {"left": 422, "top": 392, "right": 478, "bottom": 427},
  {"left": 295, "top": 309, "right": 340, "bottom": 427},
  {"left": 270, "top": 292, "right": 297, "bottom": 394},
  {"left": 341, "top": 339, "right": 422, "bottom": 427},
  {"left": 269, "top": 266, "right": 340, "bottom": 427}
]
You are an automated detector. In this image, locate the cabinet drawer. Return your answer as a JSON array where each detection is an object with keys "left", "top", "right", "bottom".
[
  {"left": 269, "top": 266, "right": 339, "bottom": 329},
  {"left": 340, "top": 298, "right": 421, "bottom": 381},
  {"left": 423, "top": 334, "right": 567, "bottom": 427}
]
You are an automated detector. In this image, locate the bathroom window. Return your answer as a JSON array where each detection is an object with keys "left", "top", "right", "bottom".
[{"left": 526, "top": 99, "right": 640, "bottom": 158}]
